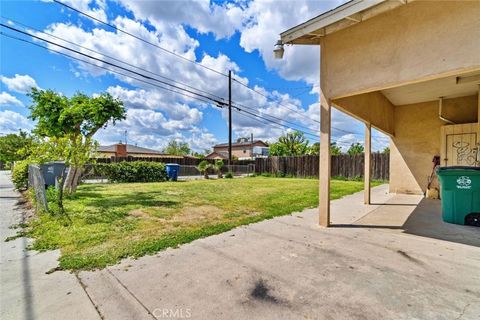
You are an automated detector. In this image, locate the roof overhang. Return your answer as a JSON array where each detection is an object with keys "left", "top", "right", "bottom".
[{"left": 280, "top": 0, "right": 410, "bottom": 45}]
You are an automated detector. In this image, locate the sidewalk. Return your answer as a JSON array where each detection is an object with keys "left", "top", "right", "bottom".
[{"left": 0, "top": 171, "right": 100, "bottom": 320}]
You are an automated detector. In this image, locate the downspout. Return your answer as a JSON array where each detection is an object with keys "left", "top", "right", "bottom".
[{"left": 438, "top": 97, "right": 456, "bottom": 124}]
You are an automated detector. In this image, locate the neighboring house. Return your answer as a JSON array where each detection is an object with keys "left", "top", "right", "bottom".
[
  {"left": 206, "top": 138, "right": 268, "bottom": 160},
  {"left": 278, "top": 0, "right": 480, "bottom": 226},
  {"left": 205, "top": 151, "right": 228, "bottom": 160},
  {"left": 96, "top": 143, "right": 183, "bottom": 159}
]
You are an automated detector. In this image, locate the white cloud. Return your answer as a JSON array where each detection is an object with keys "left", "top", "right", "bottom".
[
  {"left": 117, "top": 0, "right": 344, "bottom": 85},
  {"left": 0, "top": 110, "right": 33, "bottom": 134},
  {"left": 0, "top": 74, "right": 39, "bottom": 94},
  {"left": 239, "top": 0, "right": 345, "bottom": 85},
  {"left": 41, "top": 17, "right": 324, "bottom": 144},
  {"left": 38, "top": 1, "right": 367, "bottom": 150},
  {"left": 0, "top": 92, "right": 24, "bottom": 107},
  {"left": 61, "top": 0, "right": 108, "bottom": 23},
  {"left": 118, "top": 0, "right": 245, "bottom": 40}
]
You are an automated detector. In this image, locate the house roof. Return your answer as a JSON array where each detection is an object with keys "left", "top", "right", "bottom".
[
  {"left": 98, "top": 144, "right": 163, "bottom": 155},
  {"left": 213, "top": 140, "right": 268, "bottom": 148},
  {"left": 205, "top": 151, "right": 229, "bottom": 159},
  {"left": 280, "top": 0, "right": 407, "bottom": 45}
]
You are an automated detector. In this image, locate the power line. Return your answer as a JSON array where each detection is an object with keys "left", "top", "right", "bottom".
[
  {"left": 1, "top": 22, "right": 325, "bottom": 137},
  {"left": 11, "top": 4, "right": 359, "bottom": 138},
  {"left": 234, "top": 111, "right": 320, "bottom": 143},
  {"left": 232, "top": 106, "right": 320, "bottom": 140},
  {"left": 289, "top": 87, "right": 315, "bottom": 99},
  {"left": 52, "top": 0, "right": 346, "bottom": 132},
  {"left": 53, "top": 0, "right": 229, "bottom": 77},
  {"left": 262, "top": 84, "right": 320, "bottom": 91},
  {"left": 0, "top": 31, "right": 321, "bottom": 140},
  {"left": 51, "top": 1, "right": 364, "bottom": 138},
  {"left": 2, "top": 16, "right": 321, "bottom": 136},
  {"left": 0, "top": 16, "right": 227, "bottom": 103},
  {"left": 232, "top": 102, "right": 319, "bottom": 135},
  {"left": 0, "top": 23, "right": 225, "bottom": 104},
  {"left": 232, "top": 77, "right": 321, "bottom": 124},
  {"left": 0, "top": 32, "right": 214, "bottom": 106},
  {"left": 1, "top": 21, "right": 370, "bottom": 144}
]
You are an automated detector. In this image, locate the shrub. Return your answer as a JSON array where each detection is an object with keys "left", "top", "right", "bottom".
[
  {"left": 225, "top": 172, "right": 233, "bottom": 179},
  {"left": 196, "top": 160, "right": 211, "bottom": 179},
  {"left": 12, "top": 160, "right": 30, "bottom": 190},
  {"left": 93, "top": 161, "right": 168, "bottom": 183}
]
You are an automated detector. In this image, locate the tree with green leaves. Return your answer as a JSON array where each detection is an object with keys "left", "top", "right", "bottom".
[
  {"left": 382, "top": 147, "right": 390, "bottom": 154},
  {"left": 307, "top": 142, "right": 320, "bottom": 156},
  {"left": 347, "top": 142, "right": 364, "bottom": 155},
  {"left": 196, "top": 160, "right": 211, "bottom": 179},
  {"left": 269, "top": 131, "right": 309, "bottom": 156},
  {"left": 0, "top": 130, "right": 34, "bottom": 164},
  {"left": 29, "top": 88, "right": 126, "bottom": 197},
  {"left": 163, "top": 140, "right": 191, "bottom": 156},
  {"left": 213, "top": 159, "right": 224, "bottom": 178},
  {"left": 330, "top": 142, "right": 342, "bottom": 155}
]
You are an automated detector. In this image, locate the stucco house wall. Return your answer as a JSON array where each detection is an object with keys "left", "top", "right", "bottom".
[
  {"left": 213, "top": 141, "right": 267, "bottom": 159},
  {"left": 318, "top": 1, "right": 480, "bottom": 195},
  {"left": 390, "top": 95, "right": 478, "bottom": 194},
  {"left": 321, "top": 0, "right": 480, "bottom": 100}
]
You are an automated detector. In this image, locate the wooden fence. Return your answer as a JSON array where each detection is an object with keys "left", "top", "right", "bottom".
[
  {"left": 91, "top": 154, "right": 390, "bottom": 180},
  {"left": 255, "top": 153, "right": 389, "bottom": 180},
  {"left": 93, "top": 156, "right": 254, "bottom": 166}
]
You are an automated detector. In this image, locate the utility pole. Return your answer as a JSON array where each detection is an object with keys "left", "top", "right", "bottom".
[{"left": 228, "top": 70, "right": 232, "bottom": 168}]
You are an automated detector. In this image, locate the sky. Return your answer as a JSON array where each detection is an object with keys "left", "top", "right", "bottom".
[{"left": 0, "top": 0, "right": 389, "bottom": 153}]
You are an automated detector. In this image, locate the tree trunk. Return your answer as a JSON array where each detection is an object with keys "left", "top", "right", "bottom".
[
  {"left": 71, "top": 167, "right": 82, "bottom": 193},
  {"left": 63, "top": 166, "right": 82, "bottom": 194},
  {"left": 63, "top": 166, "right": 75, "bottom": 194},
  {"left": 57, "top": 167, "right": 67, "bottom": 214}
]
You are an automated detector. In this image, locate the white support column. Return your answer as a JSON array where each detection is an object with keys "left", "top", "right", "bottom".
[
  {"left": 319, "top": 94, "right": 331, "bottom": 227},
  {"left": 364, "top": 123, "right": 371, "bottom": 204}
]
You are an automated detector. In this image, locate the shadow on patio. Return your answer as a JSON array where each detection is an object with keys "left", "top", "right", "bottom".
[{"left": 333, "top": 191, "right": 480, "bottom": 247}]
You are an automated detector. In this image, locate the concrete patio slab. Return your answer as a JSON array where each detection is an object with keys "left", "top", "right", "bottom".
[
  {"left": 2, "top": 171, "right": 479, "bottom": 320},
  {"left": 77, "top": 185, "right": 480, "bottom": 320}
]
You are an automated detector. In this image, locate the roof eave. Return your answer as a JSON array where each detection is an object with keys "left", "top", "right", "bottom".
[{"left": 280, "top": 0, "right": 407, "bottom": 45}]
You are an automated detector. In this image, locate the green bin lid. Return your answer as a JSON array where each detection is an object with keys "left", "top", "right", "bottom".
[{"left": 437, "top": 166, "right": 480, "bottom": 171}]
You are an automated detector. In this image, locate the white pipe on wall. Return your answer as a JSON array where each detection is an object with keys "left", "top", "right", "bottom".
[{"left": 438, "top": 97, "right": 456, "bottom": 124}]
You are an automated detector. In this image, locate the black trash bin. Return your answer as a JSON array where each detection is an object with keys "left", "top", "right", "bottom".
[{"left": 40, "top": 161, "right": 66, "bottom": 187}]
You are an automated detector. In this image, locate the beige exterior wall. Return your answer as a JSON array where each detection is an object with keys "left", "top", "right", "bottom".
[
  {"left": 213, "top": 142, "right": 267, "bottom": 159},
  {"left": 321, "top": 1, "right": 480, "bottom": 99},
  {"left": 332, "top": 91, "right": 395, "bottom": 135},
  {"left": 390, "top": 95, "right": 478, "bottom": 194},
  {"left": 213, "top": 146, "right": 252, "bottom": 158}
]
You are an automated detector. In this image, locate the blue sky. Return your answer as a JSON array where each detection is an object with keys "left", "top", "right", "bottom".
[{"left": 0, "top": 0, "right": 389, "bottom": 152}]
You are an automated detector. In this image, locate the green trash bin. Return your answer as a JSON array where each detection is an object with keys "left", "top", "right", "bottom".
[{"left": 436, "top": 166, "right": 480, "bottom": 226}]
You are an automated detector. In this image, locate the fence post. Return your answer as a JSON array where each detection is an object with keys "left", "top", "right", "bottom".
[{"left": 28, "top": 165, "right": 48, "bottom": 212}]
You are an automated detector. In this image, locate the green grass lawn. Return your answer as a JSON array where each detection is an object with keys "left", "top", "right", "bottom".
[{"left": 25, "top": 177, "right": 382, "bottom": 270}]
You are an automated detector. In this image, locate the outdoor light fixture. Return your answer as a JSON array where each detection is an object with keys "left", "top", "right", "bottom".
[{"left": 273, "top": 40, "right": 284, "bottom": 59}]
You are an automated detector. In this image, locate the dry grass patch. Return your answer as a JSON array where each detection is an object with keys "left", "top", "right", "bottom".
[{"left": 25, "top": 177, "right": 383, "bottom": 270}]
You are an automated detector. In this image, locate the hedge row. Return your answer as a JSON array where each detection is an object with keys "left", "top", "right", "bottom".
[
  {"left": 93, "top": 161, "right": 168, "bottom": 183},
  {"left": 12, "top": 160, "right": 30, "bottom": 190}
]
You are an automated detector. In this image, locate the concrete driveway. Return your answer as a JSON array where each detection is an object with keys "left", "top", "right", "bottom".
[{"left": 1, "top": 170, "right": 479, "bottom": 319}]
